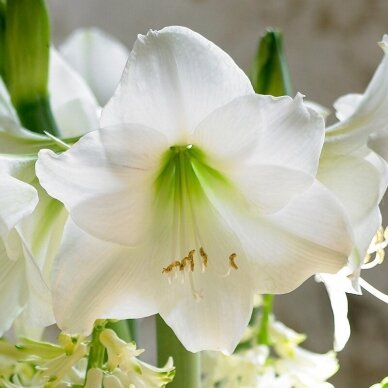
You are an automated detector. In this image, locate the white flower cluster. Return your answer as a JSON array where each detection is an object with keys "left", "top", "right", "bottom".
[
  {"left": 202, "top": 317, "right": 338, "bottom": 388},
  {"left": 0, "top": 328, "right": 174, "bottom": 387}
]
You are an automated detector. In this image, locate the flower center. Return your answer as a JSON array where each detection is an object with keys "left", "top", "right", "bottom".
[{"left": 154, "top": 144, "right": 238, "bottom": 299}]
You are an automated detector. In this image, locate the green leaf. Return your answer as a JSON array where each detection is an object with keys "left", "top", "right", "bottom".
[{"left": 250, "top": 28, "right": 292, "bottom": 97}]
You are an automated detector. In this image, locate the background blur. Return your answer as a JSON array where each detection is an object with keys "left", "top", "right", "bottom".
[{"left": 47, "top": 1, "right": 388, "bottom": 387}]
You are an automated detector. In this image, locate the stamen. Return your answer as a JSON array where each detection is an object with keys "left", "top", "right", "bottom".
[
  {"left": 199, "top": 247, "right": 208, "bottom": 271},
  {"left": 229, "top": 253, "right": 238, "bottom": 270},
  {"left": 162, "top": 249, "right": 197, "bottom": 276},
  {"left": 359, "top": 278, "right": 388, "bottom": 304},
  {"left": 162, "top": 264, "right": 174, "bottom": 274},
  {"left": 188, "top": 250, "right": 195, "bottom": 271},
  {"left": 221, "top": 252, "right": 239, "bottom": 277}
]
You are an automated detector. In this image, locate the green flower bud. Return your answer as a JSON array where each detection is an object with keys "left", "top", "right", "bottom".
[{"left": 250, "top": 28, "right": 292, "bottom": 97}]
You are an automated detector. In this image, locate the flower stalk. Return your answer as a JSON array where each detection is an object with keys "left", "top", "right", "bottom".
[
  {"left": 0, "top": 0, "right": 5, "bottom": 78},
  {"left": 86, "top": 320, "right": 107, "bottom": 372},
  {"left": 4, "top": 0, "right": 59, "bottom": 135},
  {"left": 257, "top": 294, "right": 274, "bottom": 345},
  {"left": 156, "top": 315, "right": 201, "bottom": 388}
]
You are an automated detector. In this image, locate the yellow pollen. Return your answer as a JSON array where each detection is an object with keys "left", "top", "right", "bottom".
[
  {"left": 229, "top": 253, "right": 238, "bottom": 270},
  {"left": 199, "top": 247, "right": 208, "bottom": 269},
  {"left": 188, "top": 250, "right": 195, "bottom": 259},
  {"left": 162, "top": 264, "right": 173, "bottom": 274},
  {"left": 162, "top": 249, "right": 197, "bottom": 275}
]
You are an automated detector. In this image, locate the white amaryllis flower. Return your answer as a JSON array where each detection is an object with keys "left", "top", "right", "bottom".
[
  {"left": 59, "top": 28, "right": 129, "bottom": 106},
  {"left": 315, "top": 35, "right": 388, "bottom": 351},
  {"left": 37, "top": 26, "right": 352, "bottom": 353},
  {"left": 0, "top": 48, "right": 101, "bottom": 336}
]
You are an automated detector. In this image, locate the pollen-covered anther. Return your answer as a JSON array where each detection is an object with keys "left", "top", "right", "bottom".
[
  {"left": 229, "top": 253, "right": 238, "bottom": 270},
  {"left": 162, "top": 260, "right": 181, "bottom": 274},
  {"left": 162, "top": 249, "right": 197, "bottom": 276},
  {"left": 221, "top": 253, "right": 239, "bottom": 277},
  {"left": 199, "top": 247, "right": 208, "bottom": 271}
]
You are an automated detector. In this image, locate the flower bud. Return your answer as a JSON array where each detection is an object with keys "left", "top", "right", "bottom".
[{"left": 250, "top": 28, "right": 292, "bottom": 96}]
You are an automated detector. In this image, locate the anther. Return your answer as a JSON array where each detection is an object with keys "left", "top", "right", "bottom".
[
  {"left": 200, "top": 247, "right": 208, "bottom": 271},
  {"left": 162, "top": 264, "right": 174, "bottom": 274},
  {"left": 229, "top": 253, "right": 238, "bottom": 270}
]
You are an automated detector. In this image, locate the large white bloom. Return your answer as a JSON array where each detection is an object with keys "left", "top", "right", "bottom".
[
  {"left": 37, "top": 26, "right": 352, "bottom": 353},
  {"left": 0, "top": 47, "right": 103, "bottom": 336},
  {"left": 316, "top": 35, "right": 388, "bottom": 351}
]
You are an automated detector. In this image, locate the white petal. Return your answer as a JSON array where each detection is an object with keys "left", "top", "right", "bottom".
[
  {"left": 53, "top": 98, "right": 100, "bottom": 138},
  {"left": 101, "top": 26, "right": 253, "bottom": 142},
  {"left": 318, "top": 273, "right": 351, "bottom": 351},
  {"left": 37, "top": 125, "right": 167, "bottom": 246},
  {"left": 318, "top": 151, "right": 387, "bottom": 263},
  {"left": 232, "top": 165, "right": 313, "bottom": 215},
  {"left": 318, "top": 153, "right": 381, "bottom": 225},
  {"left": 304, "top": 100, "right": 331, "bottom": 120},
  {"left": 333, "top": 93, "right": 363, "bottom": 121},
  {"left": 326, "top": 35, "right": 388, "bottom": 152},
  {"left": 158, "top": 265, "right": 253, "bottom": 353},
  {"left": 156, "top": 204, "right": 255, "bottom": 353},
  {"left": 0, "top": 242, "right": 26, "bottom": 335},
  {"left": 60, "top": 28, "right": 129, "bottom": 105},
  {"left": 193, "top": 94, "right": 324, "bottom": 176},
  {"left": 52, "top": 221, "right": 158, "bottom": 335},
  {"left": 192, "top": 95, "right": 262, "bottom": 163},
  {"left": 0, "top": 174, "right": 38, "bottom": 237},
  {"left": 235, "top": 182, "right": 352, "bottom": 293},
  {"left": 18, "top": 185, "right": 68, "bottom": 276},
  {"left": 21, "top": 242, "right": 55, "bottom": 327},
  {"left": 49, "top": 49, "right": 100, "bottom": 137},
  {"left": 239, "top": 94, "right": 323, "bottom": 175}
]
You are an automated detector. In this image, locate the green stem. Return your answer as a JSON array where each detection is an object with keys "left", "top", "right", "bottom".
[
  {"left": 0, "top": 0, "right": 5, "bottom": 79},
  {"left": 156, "top": 315, "right": 200, "bottom": 388},
  {"left": 127, "top": 319, "right": 138, "bottom": 343},
  {"left": 4, "top": 0, "right": 59, "bottom": 135},
  {"left": 257, "top": 294, "right": 274, "bottom": 345},
  {"left": 86, "top": 320, "right": 107, "bottom": 372},
  {"left": 15, "top": 96, "right": 59, "bottom": 135}
]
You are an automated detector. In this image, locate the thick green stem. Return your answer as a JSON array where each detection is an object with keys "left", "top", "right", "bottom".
[
  {"left": 156, "top": 315, "right": 200, "bottom": 388},
  {"left": 4, "top": 0, "right": 59, "bottom": 135},
  {"left": 257, "top": 294, "right": 274, "bottom": 345},
  {"left": 127, "top": 319, "right": 138, "bottom": 343},
  {"left": 0, "top": 0, "right": 5, "bottom": 79},
  {"left": 86, "top": 320, "right": 107, "bottom": 372},
  {"left": 15, "top": 97, "right": 59, "bottom": 135}
]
